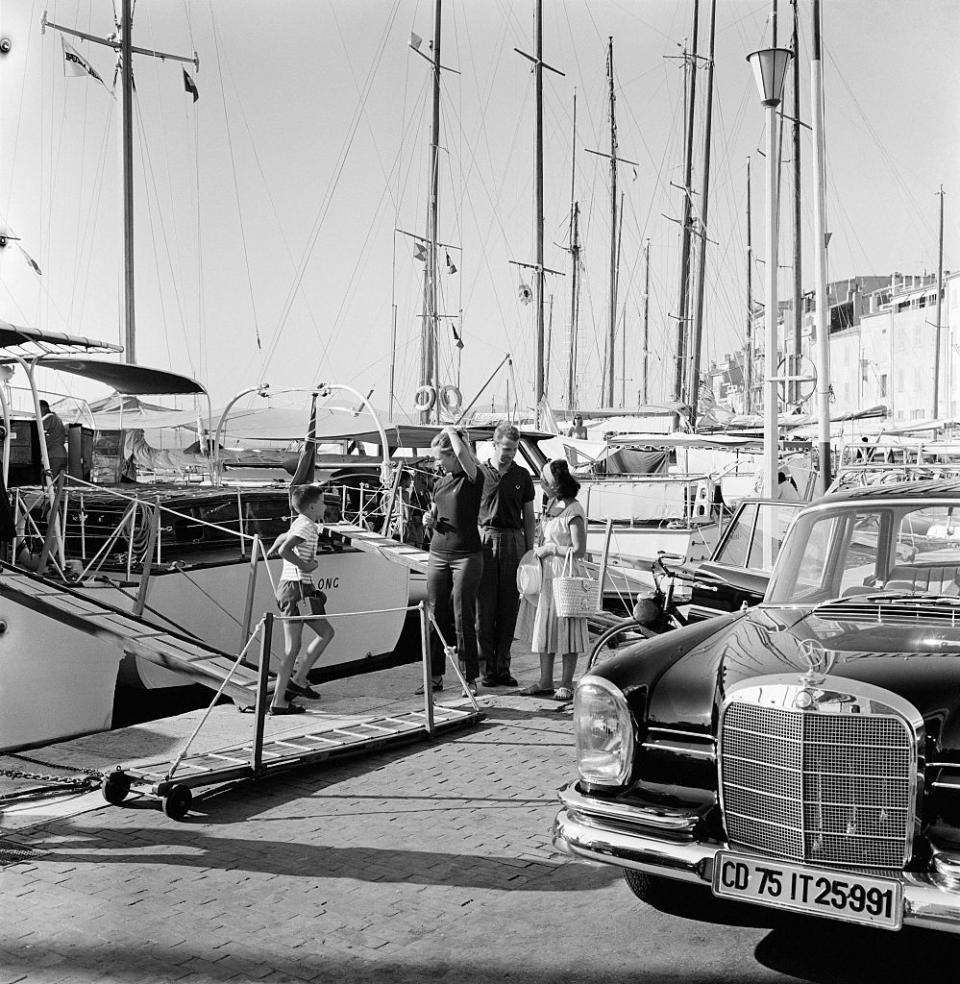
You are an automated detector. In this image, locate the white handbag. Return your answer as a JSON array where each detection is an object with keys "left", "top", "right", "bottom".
[{"left": 516, "top": 550, "right": 542, "bottom": 598}]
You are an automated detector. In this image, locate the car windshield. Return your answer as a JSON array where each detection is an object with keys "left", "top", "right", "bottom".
[
  {"left": 766, "top": 501, "right": 960, "bottom": 605},
  {"left": 713, "top": 500, "right": 803, "bottom": 573}
]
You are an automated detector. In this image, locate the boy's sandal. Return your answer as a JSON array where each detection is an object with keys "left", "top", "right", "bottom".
[
  {"left": 269, "top": 703, "right": 306, "bottom": 716},
  {"left": 553, "top": 687, "right": 574, "bottom": 702},
  {"left": 286, "top": 682, "right": 321, "bottom": 701},
  {"left": 519, "top": 685, "right": 554, "bottom": 697}
]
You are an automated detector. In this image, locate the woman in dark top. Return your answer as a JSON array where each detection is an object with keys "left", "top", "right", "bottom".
[{"left": 420, "top": 426, "right": 483, "bottom": 695}]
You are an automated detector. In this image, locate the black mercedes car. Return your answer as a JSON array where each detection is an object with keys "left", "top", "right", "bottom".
[{"left": 554, "top": 479, "right": 960, "bottom": 933}]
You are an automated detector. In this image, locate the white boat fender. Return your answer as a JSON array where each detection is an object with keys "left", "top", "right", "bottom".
[
  {"left": 439, "top": 385, "right": 462, "bottom": 413},
  {"left": 414, "top": 385, "right": 436, "bottom": 411}
]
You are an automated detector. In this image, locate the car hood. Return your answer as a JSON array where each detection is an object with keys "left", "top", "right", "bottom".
[{"left": 646, "top": 604, "right": 960, "bottom": 752}]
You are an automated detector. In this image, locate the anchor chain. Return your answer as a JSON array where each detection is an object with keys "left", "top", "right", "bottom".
[
  {"left": 0, "top": 754, "right": 105, "bottom": 794},
  {"left": 0, "top": 767, "right": 102, "bottom": 787}
]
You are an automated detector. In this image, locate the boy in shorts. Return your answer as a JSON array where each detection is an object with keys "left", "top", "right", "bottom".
[{"left": 272, "top": 485, "right": 335, "bottom": 714}]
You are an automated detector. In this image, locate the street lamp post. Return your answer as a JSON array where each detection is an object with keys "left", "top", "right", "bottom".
[{"left": 747, "top": 47, "right": 792, "bottom": 498}]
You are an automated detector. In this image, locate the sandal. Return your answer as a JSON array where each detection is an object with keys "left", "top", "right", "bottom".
[
  {"left": 414, "top": 678, "right": 444, "bottom": 695},
  {"left": 269, "top": 703, "right": 306, "bottom": 716},
  {"left": 553, "top": 687, "right": 574, "bottom": 702},
  {"left": 287, "top": 681, "right": 321, "bottom": 700},
  {"left": 520, "top": 685, "right": 554, "bottom": 697}
]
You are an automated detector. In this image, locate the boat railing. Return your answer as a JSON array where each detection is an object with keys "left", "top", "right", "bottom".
[
  {"left": 12, "top": 475, "right": 289, "bottom": 580},
  {"left": 828, "top": 461, "right": 960, "bottom": 492},
  {"left": 11, "top": 477, "right": 298, "bottom": 653}
]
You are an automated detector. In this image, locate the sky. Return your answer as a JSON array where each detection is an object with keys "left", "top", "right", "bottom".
[{"left": 0, "top": 0, "right": 957, "bottom": 425}]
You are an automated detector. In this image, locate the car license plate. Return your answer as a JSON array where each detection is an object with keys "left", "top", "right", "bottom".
[{"left": 712, "top": 852, "right": 902, "bottom": 930}]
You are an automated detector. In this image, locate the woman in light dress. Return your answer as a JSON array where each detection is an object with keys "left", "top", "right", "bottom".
[{"left": 518, "top": 458, "right": 589, "bottom": 701}]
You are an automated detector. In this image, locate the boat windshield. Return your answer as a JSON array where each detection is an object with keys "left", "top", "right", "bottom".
[{"left": 766, "top": 502, "right": 960, "bottom": 605}]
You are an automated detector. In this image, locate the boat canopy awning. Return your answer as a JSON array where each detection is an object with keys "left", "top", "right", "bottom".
[
  {"left": 0, "top": 320, "right": 122, "bottom": 356},
  {"left": 9, "top": 357, "right": 207, "bottom": 396},
  {"left": 603, "top": 433, "right": 764, "bottom": 451}
]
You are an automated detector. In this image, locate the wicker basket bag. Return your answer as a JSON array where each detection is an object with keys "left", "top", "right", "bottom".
[{"left": 551, "top": 550, "right": 600, "bottom": 617}]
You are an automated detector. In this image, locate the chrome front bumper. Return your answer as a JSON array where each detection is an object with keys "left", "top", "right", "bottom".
[{"left": 553, "top": 782, "right": 960, "bottom": 934}]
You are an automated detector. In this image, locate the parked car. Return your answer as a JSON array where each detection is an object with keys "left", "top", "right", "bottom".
[{"left": 555, "top": 479, "right": 960, "bottom": 934}]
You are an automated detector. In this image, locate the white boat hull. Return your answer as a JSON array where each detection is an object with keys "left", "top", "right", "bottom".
[
  {"left": 0, "top": 588, "right": 122, "bottom": 750},
  {"left": 78, "top": 552, "right": 411, "bottom": 690}
]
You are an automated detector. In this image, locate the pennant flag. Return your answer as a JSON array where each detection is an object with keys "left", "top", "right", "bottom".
[
  {"left": 182, "top": 68, "right": 199, "bottom": 103},
  {"left": 445, "top": 251, "right": 457, "bottom": 275},
  {"left": 18, "top": 245, "right": 41, "bottom": 276},
  {"left": 518, "top": 283, "right": 532, "bottom": 304},
  {"left": 410, "top": 32, "right": 423, "bottom": 51},
  {"left": 413, "top": 241, "right": 427, "bottom": 262},
  {"left": 61, "top": 37, "right": 106, "bottom": 88},
  {"left": 451, "top": 324, "right": 464, "bottom": 350},
  {"left": 288, "top": 391, "right": 318, "bottom": 507}
]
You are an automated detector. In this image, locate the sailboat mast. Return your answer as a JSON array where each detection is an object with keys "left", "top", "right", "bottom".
[
  {"left": 672, "top": 0, "right": 700, "bottom": 410},
  {"left": 688, "top": 0, "right": 716, "bottom": 426},
  {"left": 810, "top": 0, "right": 831, "bottom": 491},
  {"left": 419, "top": 0, "right": 442, "bottom": 424},
  {"left": 934, "top": 185, "right": 945, "bottom": 419},
  {"left": 605, "top": 38, "right": 617, "bottom": 407},
  {"left": 534, "top": 0, "right": 545, "bottom": 409},
  {"left": 120, "top": 0, "right": 135, "bottom": 364},
  {"left": 745, "top": 156, "right": 754, "bottom": 414},
  {"left": 567, "top": 93, "right": 581, "bottom": 411},
  {"left": 514, "top": 0, "right": 563, "bottom": 421},
  {"left": 642, "top": 239, "right": 650, "bottom": 405},
  {"left": 790, "top": 0, "right": 802, "bottom": 408},
  {"left": 41, "top": 11, "right": 197, "bottom": 368}
]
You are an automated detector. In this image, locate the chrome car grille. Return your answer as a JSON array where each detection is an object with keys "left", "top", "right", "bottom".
[{"left": 719, "top": 697, "right": 915, "bottom": 869}]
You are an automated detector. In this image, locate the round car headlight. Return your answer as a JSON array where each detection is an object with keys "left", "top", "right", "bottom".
[{"left": 573, "top": 677, "right": 635, "bottom": 787}]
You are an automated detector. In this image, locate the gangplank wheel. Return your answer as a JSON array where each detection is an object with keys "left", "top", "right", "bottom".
[
  {"left": 101, "top": 770, "right": 131, "bottom": 806},
  {"left": 162, "top": 784, "right": 193, "bottom": 821}
]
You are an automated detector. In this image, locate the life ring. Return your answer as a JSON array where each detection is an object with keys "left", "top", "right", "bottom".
[
  {"left": 439, "top": 385, "right": 462, "bottom": 413},
  {"left": 414, "top": 385, "right": 436, "bottom": 411}
]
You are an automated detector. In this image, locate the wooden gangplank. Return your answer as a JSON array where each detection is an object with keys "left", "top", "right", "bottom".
[
  {"left": 0, "top": 563, "right": 268, "bottom": 706},
  {"left": 106, "top": 703, "right": 484, "bottom": 818},
  {"left": 122, "top": 704, "right": 479, "bottom": 795},
  {"left": 331, "top": 524, "right": 430, "bottom": 574}
]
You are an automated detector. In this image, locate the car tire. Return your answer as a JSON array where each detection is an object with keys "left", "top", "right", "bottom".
[{"left": 622, "top": 871, "right": 715, "bottom": 914}]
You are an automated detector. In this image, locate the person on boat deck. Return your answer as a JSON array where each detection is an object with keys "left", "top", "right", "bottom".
[
  {"left": 477, "top": 421, "right": 535, "bottom": 688},
  {"left": 517, "top": 458, "right": 589, "bottom": 702},
  {"left": 271, "top": 485, "right": 335, "bottom": 715},
  {"left": 419, "top": 426, "right": 483, "bottom": 696},
  {"left": 568, "top": 413, "right": 588, "bottom": 440},
  {"left": 777, "top": 465, "right": 802, "bottom": 502},
  {"left": 39, "top": 400, "right": 67, "bottom": 476}
]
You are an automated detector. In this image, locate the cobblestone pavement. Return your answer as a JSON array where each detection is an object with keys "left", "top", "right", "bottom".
[{"left": 3, "top": 653, "right": 960, "bottom": 983}]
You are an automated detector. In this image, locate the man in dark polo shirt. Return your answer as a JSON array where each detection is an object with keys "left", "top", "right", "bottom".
[{"left": 477, "top": 422, "right": 535, "bottom": 687}]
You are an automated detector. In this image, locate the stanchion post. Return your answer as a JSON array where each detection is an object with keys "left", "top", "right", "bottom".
[
  {"left": 419, "top": 602, "right": 435, "bottom": 735},
  {"left": 252, "top": 612, "right": 273, "bottom": 775},
  {"left": 240, "top": 534, "right": 262, "bottom": 651}
]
